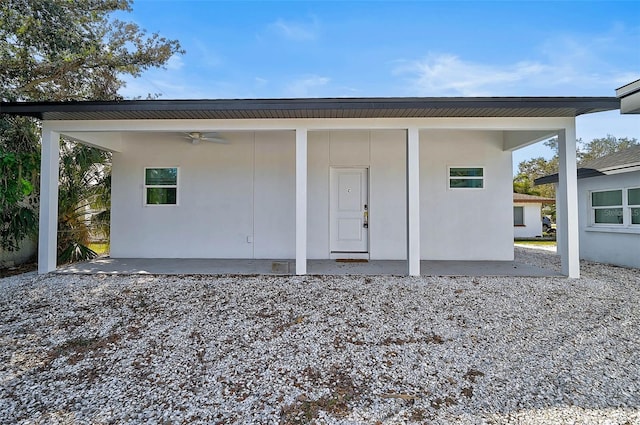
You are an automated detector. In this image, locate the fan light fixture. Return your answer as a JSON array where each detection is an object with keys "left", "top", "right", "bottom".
[{"left": 184, "top": 132, "right": 228, "bottom": 144}]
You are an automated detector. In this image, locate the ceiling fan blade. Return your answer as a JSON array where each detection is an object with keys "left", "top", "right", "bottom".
[
  {"left": 182, "top": 131, "right": 228, "bottom": 144},
  {"left": 200, "top": 137, "right": 229, "bottom": 144}
]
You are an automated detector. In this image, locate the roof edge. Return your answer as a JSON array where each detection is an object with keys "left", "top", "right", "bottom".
[
  {"left": 0, "top": 96, "right": 621, "bottom": 121},
  {"left": 534, "top": 165, "right": 640, "bottom": 185},
  {"left": 616, "top": 79, "right": 640, "bottom": 98}
]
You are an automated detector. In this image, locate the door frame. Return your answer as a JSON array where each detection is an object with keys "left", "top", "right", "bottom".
[{"left": 329, "top": 166, "right": 370, "bottom": 259}]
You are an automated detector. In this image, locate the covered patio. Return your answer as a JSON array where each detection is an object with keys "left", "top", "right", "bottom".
[
  {"left": 0, "top": 96, "right": 621, "bottom": 278},
  {"left": 56, "top": 257, "right": 560, "bottom": 277}
]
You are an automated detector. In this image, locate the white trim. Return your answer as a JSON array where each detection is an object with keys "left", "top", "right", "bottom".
[
  {"left": 295, "top": 128, "right": 308, "bottom": 275},
  {"left": 38, "top": 127, "right": 60, "bottom": 274},
  {"left": 557, "top": 127, "right": 580, "bottom": 278},
  {"left": 588, "top": 186, "right": 640, "bottom": 229},
  {"left": 616, "top": 79, "right": 640, "bottom": 98},
  {"left": 407, "top": 127, "right": 420, "bottom": 276},
  {"left": 143, "top": 166, "right": 179, "bottom": 206},
  {"left": 330, "top": 252, "right": 370, "bottom": 260},
  {"left": 42, "top": 116, "right": 573, "bottom": 133},
  {"left": 585, "top": 227, "right": 640, "bottom": 235}
]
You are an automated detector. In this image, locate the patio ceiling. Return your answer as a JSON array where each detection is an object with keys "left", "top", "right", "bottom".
[{"left": 0, "top": 96, "right": 620, "bottom": 121}]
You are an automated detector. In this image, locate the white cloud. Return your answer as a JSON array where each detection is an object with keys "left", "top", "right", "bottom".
[
  {"left": 255, "top": 77, "right": 268, "bottom": 85},
  {"left": 120, "top": 72, "right": 218, "bottom": 100},
  {"left": 395, "top": 54, "right": 553, "bottom": 96},
  {"left": 165, "top": 54, "right": 184, "bottom": 71},
  {"left": 285, "top": 75, "right": 330, "bottom": 97},
  {"left": 396, "top": 52, "right": 638, "bottom": 96},
  {"left": 191, "top": 40, "right": 223, "bottom": 68},
  {"left": 269, "top": 17, "right": 319, "bottom": 41},
  {"left": 396, "top": 27, "right": 639, "bottom": 97}
]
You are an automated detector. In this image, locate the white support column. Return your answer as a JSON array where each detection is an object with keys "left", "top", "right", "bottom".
[
  {"left": 295, "top": 128, "right": 308, "bottom": 275},
  {"left": 557, "top": 127, "right": 580, "bottom": 278},
  {"left": 406, "top": 127, "right": 421, "bottom": 276},
  {"left": 38, "top": 126, "right": 60, "bottom": 274}
]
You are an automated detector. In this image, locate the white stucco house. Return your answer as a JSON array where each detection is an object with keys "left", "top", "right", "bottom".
[
  {"left": 0, "top": 97, "right": 621, "bottom": 277},
  {"left": 513, "top": 193, "right": 554, "bottom": 238},
  {"left": 536, "top": 145, "right": 640, "bottom": 269}
]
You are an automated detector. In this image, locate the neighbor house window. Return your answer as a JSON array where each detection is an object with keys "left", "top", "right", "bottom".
[
  {"left": 449, "top": 167, "right": 484, "bottom": 189},
  {"left": 513, "top": 206, "right": 524, "bottom": 226},
  {"left": 145, "top": 167, "right": 178, "bottom": 205},
  {"left": 591, "top": 190, "right": 623, "bottom": 224},
  {"left": 629, "top": 188, "right": 640, "bottom": 225}
]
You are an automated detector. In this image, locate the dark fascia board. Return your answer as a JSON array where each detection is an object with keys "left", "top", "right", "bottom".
[
  {"left": 535, "top": 168, "right": 608, "bottom": 185},
  {"left": 0, "top": 96, "right": 621, "bottom": 120}
]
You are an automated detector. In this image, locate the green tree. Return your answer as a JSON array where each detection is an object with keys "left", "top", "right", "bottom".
[
  {"left": 513, "top": 173, "right": 540, "bottom": 196},
  {"left": 577, "top": 135, "right": 638, "bottom": 164},
  {"left": 0, "top": 116, "right": 40, "bottom": 251},
  {"left": 514, "top": 138, "right": 559, "bottom": 200},
  {"left": 514, "top": 135, "right": 639, "bottom": 221},
  {"left": 0, "top": 0, "right": 183, "bottom": 262},
  {"left": 57, "top": 143, "right": 112, "bottom": 263},
  {"left": 0, "top": 0, "right": 183, "bottom": 101}
]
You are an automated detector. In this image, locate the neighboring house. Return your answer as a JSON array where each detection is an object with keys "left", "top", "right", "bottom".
[
  {"left": 0, "top": 97, "right": 620, "bottom": 277},
  {"left": 616, "top": 79, "right": 640, "bottom": 114},
  {"left": 513, "top": 193, "right": 554, "bottom": 238},
  {"left": 536, "top": 145, "right": 640, "bottom": 269}
]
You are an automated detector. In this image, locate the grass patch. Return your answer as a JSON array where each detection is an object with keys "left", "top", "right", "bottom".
[
  {"left": 514, "top": 240, "right": 557, "bottom": 247},
  {"left": 88, "top": 242, "right": 109, "bottom": 255}
]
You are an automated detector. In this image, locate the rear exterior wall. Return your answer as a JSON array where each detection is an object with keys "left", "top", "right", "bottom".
[
  {"left": 420, "top": 130, "right": 514, "bottom": 260},
  {"left": 578, "top": 171, "right": 640, "bottom": 268},
  {"left": 110, "top": 129, "right": 513, "bottom": 261}
]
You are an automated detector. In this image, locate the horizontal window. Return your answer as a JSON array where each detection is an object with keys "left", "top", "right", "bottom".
[
  {"left": 594, "top": 208, "right": 623, "bottom": 224},
  {"left": 590, "top": 188, "right": 639, "bottom": 227},
  {"left": 450, "top": 178, "right": 484, "bottom": 188},
  {"left": 450, "top": 167, "right": 483, "bottom": 177},
  {"left": 146, "top": 187, "right": 177, "bottom": 205},
  {"left": 592, "top": 190, "right": 622, "bottom": 207},
  {"left": 145, "top": 168, "right": 177, "bottom": 186},
  {"left": 449, "top": 167, "right": 484, "bottom": 189},
  {"left": 145, "top": 167, "right": 178, "bottom": 205}
]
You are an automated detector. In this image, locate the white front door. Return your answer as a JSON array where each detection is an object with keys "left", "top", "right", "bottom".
[{"left": 330, "top": 167, "right": 369, "bottom": 254}]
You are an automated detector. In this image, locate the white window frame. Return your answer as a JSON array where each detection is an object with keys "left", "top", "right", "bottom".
[
  {"left": 144, "top": 167, "right": 179, "bottom": 206},
  {"left": 628, "top": 187, "right": 640, "bottom": 226},
  {"left": 447, "top": 166, "right": 485, "bottom": 190},
  {"left": 589, "top": 187, "right": 640, "bottom": 227}
]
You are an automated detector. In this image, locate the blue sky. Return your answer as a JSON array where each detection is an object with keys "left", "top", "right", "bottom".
[{"left": 121, "top": 0, "right": 640, "bottom": 171}]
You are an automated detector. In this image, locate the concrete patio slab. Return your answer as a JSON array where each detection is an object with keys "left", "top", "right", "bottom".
[{"left": 55, "top": 257, "right": 560, "bottom": 277}]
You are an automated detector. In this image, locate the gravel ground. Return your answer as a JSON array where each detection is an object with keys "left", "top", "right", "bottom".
[{"left": 1, "top": 247, "right": 639, "bottom": 424}]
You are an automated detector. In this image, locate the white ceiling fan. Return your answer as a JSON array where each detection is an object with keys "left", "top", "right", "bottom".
[{"left": 184, "top": 132, "right": 228, "bottom": 144}]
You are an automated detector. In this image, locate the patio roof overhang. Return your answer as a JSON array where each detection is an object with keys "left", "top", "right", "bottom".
[
  {"left": 0, "top": 96, "right": 620, "bottom": 121},
  {"left": 4, "top": 95, "right": 602, "bottom": 279}
]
